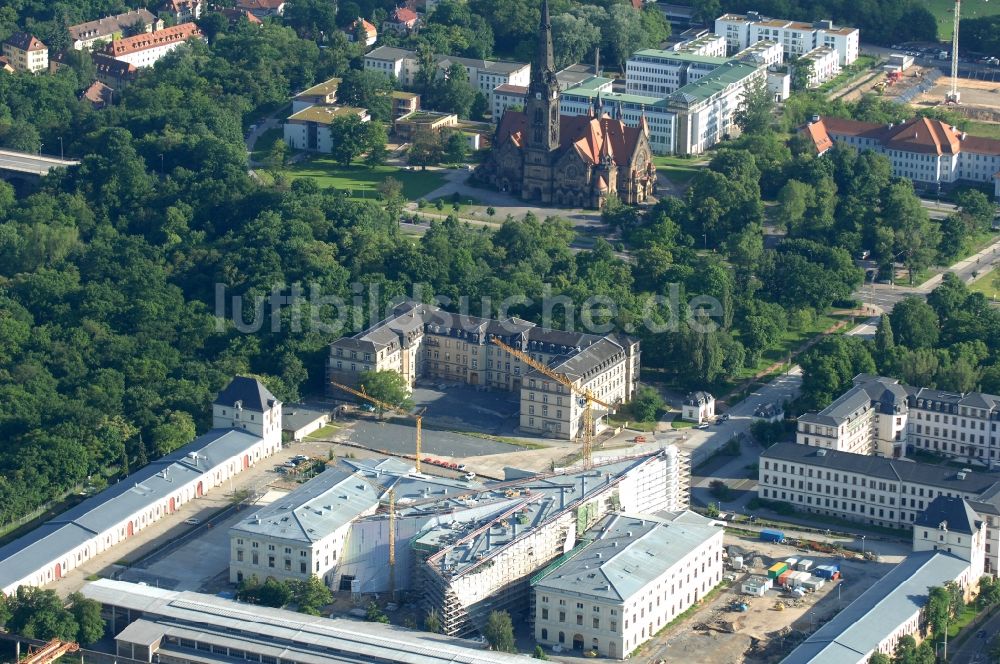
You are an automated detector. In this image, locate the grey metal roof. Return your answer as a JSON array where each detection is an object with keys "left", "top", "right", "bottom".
[
  {"left": 364, "top": 45, "right": 415, "bottom": 61},
  {"left": 914, "top": 496, "right": 982, "bottom": 534},
  {"left": 799, "top": 376, "right": 906, "bottom": 426},
  {"left": 532, "top": 511, "right": 719, "bottom": 602},
  {"left": 281, "top": 404, "right": 329, "bottom": 433},
  {"left": 231, "top": 468, "right": 379, "bottom": 542},
  {"left": 0, "top": 428, "right": 265, "bottom": 591},
  {"left": 762, "top": 443, "right": 1000, "bottom": 496},
  {"left": 213, "top": 376, "right": 279, "bottom": 411},
  {"left": 684, "top": 391, "right": 713, "bottom": 406},
  {"left": 68, "top": 9, "right": 157, "bottom": 41},
  {"left": 780, "top": 552, "right": 971, "bottom": 664},
  {"left": 83, "top": 580, "right": 529, "bottom": 664}
]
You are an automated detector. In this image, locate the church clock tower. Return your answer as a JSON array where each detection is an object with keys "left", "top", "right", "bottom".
[{"left": 521, "top": 0, "right": 560, "bottom": 203}]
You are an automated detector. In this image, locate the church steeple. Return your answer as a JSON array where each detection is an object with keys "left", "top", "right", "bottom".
[{"left": 525, "top": 0, "right": 560, "bottom": 152}]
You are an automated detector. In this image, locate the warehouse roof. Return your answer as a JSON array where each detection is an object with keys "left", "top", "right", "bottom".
[
  {"left": 532, "top": 511, "right": 720, "bottom": 601},
  {"left": 0, "top": 428, "right": 265, "bottom": 592},
  {"left": 780, "top": 552, "right": 970, "bottom": 664},
  {"left": 84, "top": 580, "right": 529, "bottom": 664}
]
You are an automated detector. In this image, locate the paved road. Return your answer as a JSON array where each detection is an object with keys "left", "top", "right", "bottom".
[
  {"left": 948, "top": 608, "right": 999, "bottom": 664},
  {"left": 0, "top": 149, "right": 79, "bottom": 175}
]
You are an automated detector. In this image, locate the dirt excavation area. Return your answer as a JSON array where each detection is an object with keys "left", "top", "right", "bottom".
[
  {"left": 631, "top": 532, "right": 901, "bottom": 664},
  {"left": 913, "top": 76, "right": 1000, "bottom": 121}
]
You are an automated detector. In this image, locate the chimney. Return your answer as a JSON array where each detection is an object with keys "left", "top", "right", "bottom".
[
  {"left": 559, "top": 486, "right": 565, "bottom": 510},
  {"left": 594, "top": 47, "right": 600, "bottom": 77}
]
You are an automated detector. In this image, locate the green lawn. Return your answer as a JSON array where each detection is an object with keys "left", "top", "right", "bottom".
[
  {"left": 970, "top": 270, "right": 1000, "bottom": 301},
  {"left": 732, "top": 314, "right": 842, "bottom": 381},
  {"left": 653, "top": 154, "right": 707, "bottom": 185},
  {"left": 921, "top": 0, "right": 1000, "bottom": 40},
  {"left": 283, "top": 159, "right": 446, "bottom": 200},
  {"left": 967, "top": 120, "right": 1000, "bottom": 140}
]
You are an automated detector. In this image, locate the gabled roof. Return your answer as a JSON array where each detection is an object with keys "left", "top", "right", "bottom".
[
  {"left": 6, "top": 32, "right": 46, "bottom": 52},
  {"left": 106, "top": 22, "right": 201, "bottom": 57},
  {"left": 391, "top": 7, "right": 418, "bottom": 22},
  {"left": 355, "top": 18, "right": 378, "bottom": 37},
  {"left": 68, "top": 9, "right": 158, "bottom": 42},
  {"left": 801, "top": 120, "right": 833, "bottom": 154},
  {"left": 213, "top": 376, "right": 279, "bottom": 411},
  {"left": 237, "top": 0, "right": 286, "bottom": 9},
  {"left": 82, "top": 80, "right": 113, "bottom": 107},
  {"left": 884, "top": 117, "right": 961, "bottom": 155},
  {"left": 914, "top": 496, "right": 982, "bottom": 534},
  {"left": 92, "top": 52, "right": 138, "bottom": 79}
]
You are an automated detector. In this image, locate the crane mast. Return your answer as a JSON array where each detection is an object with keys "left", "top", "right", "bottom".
[
  {"left": 489, "top": 338, "right": 613, "bottom": 469},
  {"left": 329, "top": 380, "right": 424, "bottom": 474},
  {"left": 946, "top": 0, "right": 961, "bottom": 103}
]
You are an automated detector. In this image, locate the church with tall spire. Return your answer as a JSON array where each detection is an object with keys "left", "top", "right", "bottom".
[{"left": 474, "top": 0, "right": 655, "bottom": 209}]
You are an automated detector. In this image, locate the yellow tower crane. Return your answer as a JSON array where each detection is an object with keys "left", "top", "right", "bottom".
[
  {"left": 330, "top": 380, "right": 425, "bottom": 474},
  {"left": 490, "top": 338, "right": 613, "bottom": 469}
]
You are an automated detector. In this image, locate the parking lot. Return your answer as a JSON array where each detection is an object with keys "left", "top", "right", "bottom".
[
  {"left": 345, "top": 419, "right": 525, "bottom": 459},
  {"left": 412, "top": 382, "right": 520, "bottom": 435}
]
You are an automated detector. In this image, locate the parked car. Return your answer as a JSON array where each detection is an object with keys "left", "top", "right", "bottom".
[
  {"left": 463, "top": 472, "right": 476, "bottom": 481},
  {"left": 184, "top": 518, "right": 201, "bottom": 525},
  {"left": 696, "top": 423, "right": 710, "bottom": 430},
  {"left": 457, "top": 464, "right": 467, "bottom": 471}
]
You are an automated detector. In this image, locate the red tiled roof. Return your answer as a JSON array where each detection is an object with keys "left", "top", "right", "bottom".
[
  {"left": 961, "top": 135, "right": 1000, "bottom": 157},
  {"left": 800, "top": 120, "right": 833, "bottom": 154},
  {"left": 82, "top": 80, "right": 113, "bottom": 106},
  {"left": 884, "top": 117, "right": 960, "bottom": 155},
  {"left": 106, "top": 22, "right": 201, "bottom": 57},
  {"left": 6, "top": 32, "right": 46, "bottom": 52},
  {"left": 221, "top": 7, "right": 263, "bottom": 24},
  {"left": 356, "top": 18, "right": 377, "bottom": 36},
  {"left": 496, "top": 111, "right": 643, "bottom": 168},
  {"left": 392, "top": 7, "right": 418, "bottom": 22}
]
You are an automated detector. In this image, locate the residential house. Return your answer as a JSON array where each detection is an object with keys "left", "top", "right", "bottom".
[
  {"left": 363, "top": 45, "right": 530, "bottom": 94},
  {"left": 682, "top": 391, "right": 715, "bottom": 423},
  {"left": 236, "top": 0, "right": 287, "bottom": 19},
  {"left": 68, "top": 10, "right": 162, "bottom": 50},
  {"left": 283, "top": 105, "right": 371, "bottom": 152},
  {"left": 0, "top": 55, "right": 14, "bottom": 74},
  {"left": 92, "top": 52, "right": 139, "bottom": 88},
  {"left": 349, "top": 18, "right": 378, "bottom": 47},
  {"left": 161, "top": 0, "right": 203, "bottom": 22},
  {"left": 220, "top": 8, "right": 264, "bottom": 26},
  {"left": 3, "top": 33, "right": 48, "bottom": 73},
  {"left": 383, "top": 7, "right": 419, "bottom": 35},
  {"left": 81, "top": 80, "right": 114, "bottom": 109},
  {"left": 292, "top": 76, "right": 341, "bottom": 112},
  {"left": 715, "top": 13, "right": 859, "bottom": 65},
  {"left": 797, "top": 45, "right": 840, "bottom": 87}
]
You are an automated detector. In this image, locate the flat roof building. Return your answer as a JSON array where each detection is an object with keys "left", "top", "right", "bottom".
[{"left": 83, "top": 579, "right": 529, "bottom": 664}]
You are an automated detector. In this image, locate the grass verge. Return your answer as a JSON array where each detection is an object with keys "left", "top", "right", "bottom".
[
  {"left": 653, "top": 154, "right": 707, "bottom": 185},
  {"left": 920, "top": 0, "right": 1000, "bottom": 40},
  {"left": 732, "top": 314, "right": 842, "bottom": 381}
]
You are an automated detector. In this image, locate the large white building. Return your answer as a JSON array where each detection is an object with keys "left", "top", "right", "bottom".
[
  {"left": 363, "top": 45, "right": 530, "bottom": 95},
  {"left": 715, "top": 13, "right": 859, "bottom": 65},
  {"left": 796, "top": 374, "right": 1000, "bottom": 465},
  {"left": 104, "top": 22, "right": 203, "bottom": 68},
  {"left": 532, "top": 511, "right": 722, "bottom": 659},
  {"left": 798, "top": 45, "right": 841, "bottom": 88},
  {"left": 803, "top": 117, "right": 1000, "bottom": 199},
  {"left": 0, "top": 377, "right": 282, "bottom": 595},
  {"left": 625, "top": 50, "right": 727, "bottom": 97},
  {"left": 759, "top": 442, "right": 1000, "bottom": 573},
  {"left": 328, "top": 301, "right": 639, "bottom": 441},
  {"left": 672, "top": 33, "right": 728, "bottom": 58},
  {"left": 912, "top": 496, "right": 987, "bottom": 583}
]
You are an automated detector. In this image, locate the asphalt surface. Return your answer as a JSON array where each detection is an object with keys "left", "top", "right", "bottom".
[
  {"left": 346, "top": 419, "right": 522, "bottom": 457},
  {"left": 0, "top": 149, "right": 79, "bottom": 175},
  {"left": 948, "top": 609, "right": 1000, "bottom": 664}
]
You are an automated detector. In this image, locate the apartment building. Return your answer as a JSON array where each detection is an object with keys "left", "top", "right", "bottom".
[
  {"left": 798, "top": 45, "right": 840, "bottom": 87},
  {"left": 803, "top": 116, "right": 1000, "bottom": 199},
  {"left": 363, "top": 45, "right": 530, "bottom": 94},
  {"left": 625, "top": 50, "right": 727, "bottom": 97},
  {"left": 796, "top": 375, "right": 908, "bottom": 457},
  {"left": 734, "top": 39, "right": 784, "bottom": 67},
  {"left": 759, "top": 442, "right": 1000, "bottom": 572},
  {"left": 92, "top": 52, "right": 139, "bottom": 89},
  {"left": 673, "top": 34, "right": 728, "bottom": 58},
  {"left": 912, "top": 496, "right": 987, "bottom": 583},
  {"left": 0, "top": 377, "right": 281, "bottom": 595},
  {"left": 105, "top": 22, "right": 203, "bottom": 68},
  {"left": 3, "top": 33, "right": 48, "bottom": 72},
  {"left": 327, "top": 302, "right": 639, "bottom": 440},
  {"left": 532, "top": 511, "right": 721, "bottom": 659},
  {"left": 488, "top": 66, "right": 604, "bottom": 123},
  {"left": 283, "top": 105, "right": 371, "bottom": 152},
  {"left": 68, "top": 10, "right": 162, "bottom": 50},
  {"left": 715, "top": 13, "right": 859, "bottom": 65}
]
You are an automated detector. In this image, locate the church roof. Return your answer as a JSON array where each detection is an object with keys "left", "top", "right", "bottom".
[{"left": 495, "top": 112, "right": 644, "bottom": 168}]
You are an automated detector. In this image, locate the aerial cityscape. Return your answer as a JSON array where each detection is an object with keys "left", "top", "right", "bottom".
[{"left": 1, "top": 0, "right": 1000, "bottom": 663}]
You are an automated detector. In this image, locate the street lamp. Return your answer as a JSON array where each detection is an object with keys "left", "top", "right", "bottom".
[
  {"left": 861, "top": 535, "right": 866, "bottom": 555},
  {"left": 58, "top": 136, "right": 64, "bottom": 160}
]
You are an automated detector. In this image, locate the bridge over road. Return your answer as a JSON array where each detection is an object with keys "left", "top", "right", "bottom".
[{"left": 0, "top": 149, "right": 80, "bottom": 177}]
